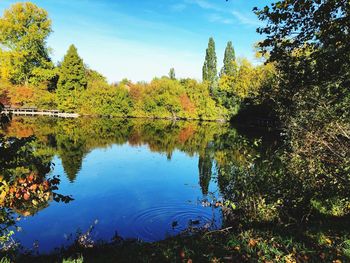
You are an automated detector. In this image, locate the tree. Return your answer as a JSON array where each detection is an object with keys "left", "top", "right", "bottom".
[
  {"left": 169, "top": 68, "right": 176, "bottom": 80},
  {"left": 57, "top": 45, "right": 87, "bottom": 112},
  {"left": 255, "top": 1, "right": 350, "bottom": 80},
  {"left": 202, "top": 37, "right": 217, "bottom": 83},
  {"left": 254, "top": 0, "right": 350, "bottom": 110},
  {"left": 221, "top": 41, "right": 236, "bottom": 76},
  {"left": 218, "top": 59, "right": 261, "bottom": 116},
  {"left": 0, "top": 2, "right": 53, "bottom": 85},
  {"left": 254, "top": 0, "right": 350, "bottom": 126},
  {"left": 254, "top": 1, "right": 350, "bottom": 191}
]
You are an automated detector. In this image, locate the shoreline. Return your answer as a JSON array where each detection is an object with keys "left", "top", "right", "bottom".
[{"left": 4, "top": 108, "right": 228, "bottom": 123}]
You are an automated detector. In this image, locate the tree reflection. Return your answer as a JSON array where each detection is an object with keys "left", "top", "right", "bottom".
[
  {"left": 0, "top": 135, "right": 73, "bottom": 245},
  {"left": 3, "top": 117, "right": 228, "bottom": 183},
  {"left": 58, "top": 137, "right": 85, "bottom": 183},
  {"left": 198, "top": 144, "right": 213, "bottom": 195},
  {"left": 3, "top": 117, "right": 349, "bottom": 241}
]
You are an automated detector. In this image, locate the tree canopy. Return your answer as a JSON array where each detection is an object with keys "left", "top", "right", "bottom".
[
  {"left": 253, "top": 0, "right": 350, "bottom": 204},
  {"left": 57, "top": 45, "right": 87, "bottom": 112},
  {"left": 221, "top": 41, "right": 236, "bottom": 76},
  {"left": 202, "top": 37, "right": 217, "bottom": 84},
  {"left": 0, "top": 2, "right": 53, "bottom": 85},
  {"left": 169, "top": 68, "right": 176, "bottom": 80}
]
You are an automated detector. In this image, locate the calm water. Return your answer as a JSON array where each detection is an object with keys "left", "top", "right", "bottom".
[
  {"left": 2, "top": 116, "right": 348, "bottom": 259},
  {"left": 1, "top": 117, "right": 243, "bottom": 253}
]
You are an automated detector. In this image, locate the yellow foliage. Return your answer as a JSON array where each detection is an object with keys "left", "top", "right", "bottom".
[{"left": 219, "top": 58, "right": 276, "bottom": 100}]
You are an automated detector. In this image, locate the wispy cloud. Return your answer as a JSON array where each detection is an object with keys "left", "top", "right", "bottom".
[
  {"left": 231, "top": 11, "right": 262, "bottom": 27},
  {"left": 171, "top": 3, "right": 187, "bottom": 12},
  {"left": 208, "top": 13, "right": 233, "bottom": 24},
  {"left": 184, "top": 0, "right": 222, "bottom": 12},
  {"left": 184, "top": 0, "right": 259, "bottom": 27}
]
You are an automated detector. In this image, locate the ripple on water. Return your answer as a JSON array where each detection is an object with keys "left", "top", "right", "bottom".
[{"left": 126, "top": 202, "right": 221, "bottom": 242}]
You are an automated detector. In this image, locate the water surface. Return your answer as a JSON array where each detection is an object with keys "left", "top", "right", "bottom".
[
  {"left": 1, "top": 116, "right": 348, "bottom": 260},
  {"left": 2, "top": 117, "right": 237, "bottom": 252}
]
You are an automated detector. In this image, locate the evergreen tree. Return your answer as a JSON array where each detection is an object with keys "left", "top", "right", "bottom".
[
  {"left": 221, "top": 41, "right": 236, "bottom": 76},
  {"left": 57, "top": 45, "right": 87, "bottom": 112},
  {"left": 202, "top": 37, "right": 217, "bottom": 83},
  {"left": 169, "top": 68, "right": 176, "bottom": 80}
]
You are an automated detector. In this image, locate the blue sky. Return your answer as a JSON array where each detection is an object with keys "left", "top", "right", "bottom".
[{"left": 0, "top": 0, "right": 273, "bottom": 82}]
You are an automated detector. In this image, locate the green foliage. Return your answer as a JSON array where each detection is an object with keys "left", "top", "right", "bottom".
[
  {"left": 342, "top": 240, "right": 350, "bottom": 258},
  {"left": 0, "top": 2, "right": 53, "bottom": 85},
  {"left": 202, "top": 37, "right": 217, "bottom": 84},
  {"left": 85, "top": 69, "right": 107, "bottom": 89},
  {"left": 0, "top": 230, "right": 14, "bottom": 245},
  {"left": 29, "top": 67, "right": 59, "bottom": 91},
  {"left": 253, "top": 0, "right": 350, "bottom": 206},
  {"left": 198, "top": 145, "right": 213, "bottom": 195},
  {"left": 216, "top": 59, "right": 274, "bottom": 117},
  {"left": 125, "top": 77, "right": 224, "bottom": 120},
  {"left": 80, "top": 85, "right": 132, "bottom": 117},
  {"left": 169, "top": 68, "right": 176, "bottom": 80},
  {"left": 311, "top": 198, "right": 350, "bottom": 217},
  {"left": 57, "top": 45, "right": 87, "bottom": 112},
  {"left": 141, "top": 77, "right": 183, "bottom": 118},
  {"left": 221, "top": 41, "right": 236, "bottom": 76},
  {"left": 34, "top": 88, "right": 57, "bottom": 110},
  {"left": 1, "top": 76, "right": 227, "bottom": 120},
  {"left": 79, "top": 68, "right": 132, "bottom": 117},
  {"left": 181, "top": 78, "right": 225, "bottom": 120},
  {"left": 62, "top": 256, "right": 83, "bottom": 263},
  {"left": 0, "top": 258, "right": 11, "bottom": 263}
]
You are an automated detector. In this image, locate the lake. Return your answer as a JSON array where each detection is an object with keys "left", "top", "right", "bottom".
[
  {"left": 1, "top": 117, "right": 252, "bottom": 253},
  {"left": 1, "top": 116, "right": 347, "bottom": 260}
]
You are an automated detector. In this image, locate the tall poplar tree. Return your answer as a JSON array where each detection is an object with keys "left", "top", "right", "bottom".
[
  {"left": 57, "top": 45, "right": 87, "bottom": 112},
  {"left": 221, "top": 41, "right": 236, "bottom": 76},
  {"left": 202, "top": 37, "right": 217, "bottom": 83},
  {"left": 169, "top": 68, "right": 176, "bottom": 80}
]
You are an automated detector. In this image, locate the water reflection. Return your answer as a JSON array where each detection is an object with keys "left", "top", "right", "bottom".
[
  {"left": 1, "top": 116, "right": 348, "bottom": 257},
  {"left": 198, "top": 144, "right": 213, "bottom": 196},
  {"left": 0, "top": 134, "right": 73, "bottom": 249},
  {"left": 3, "top": 117, "right": 229, "bottom": 186},
  {"left": 1, "top": 117, "right": 233, "bottom": 251}
]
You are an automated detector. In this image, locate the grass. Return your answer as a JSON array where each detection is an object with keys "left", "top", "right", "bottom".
[
  {"left": 62, "top": 256, "right": 84, "bottom": 263},
  {"left": 2, "top": 214, "right": 350, "bottom": 262},
  {"left": 3, "top": 224, "right": 348, "bottom": 263}
]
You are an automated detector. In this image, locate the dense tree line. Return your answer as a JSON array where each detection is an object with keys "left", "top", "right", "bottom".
[{"left": 0, "top": 2, "right": 274, "bottom": 121}]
